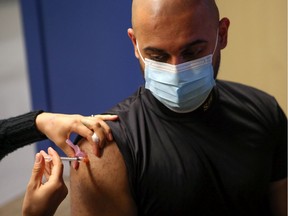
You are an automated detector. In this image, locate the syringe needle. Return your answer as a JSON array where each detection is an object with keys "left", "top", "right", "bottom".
[{"left": 44, "top": 156, "right": 84, "bottom": 162}]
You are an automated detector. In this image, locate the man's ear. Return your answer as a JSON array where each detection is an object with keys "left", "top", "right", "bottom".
[
  {"left": 127, "top": 28, "right": 140, "bottom": 59},
  {"left": 218, "top": 18, "right": 230, "bottom": 49}
]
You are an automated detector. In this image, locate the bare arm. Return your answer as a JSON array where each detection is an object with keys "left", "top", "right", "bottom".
[
  {"left": 269, "top": 178, "right": 287, "bottom": 216},
  {"left": 70, "top": 138, "right": 137, "bottom": 216}
]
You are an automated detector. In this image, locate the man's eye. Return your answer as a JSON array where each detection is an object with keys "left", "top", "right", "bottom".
[
  {"left": 182, "top": 48, "right": 204, "bottom": 60},
  {"left": 182, "top": 52, "right": 198, "bottom": 60},
  {"left": 149, "top": 54, "right": 169, "bottom": 62}
]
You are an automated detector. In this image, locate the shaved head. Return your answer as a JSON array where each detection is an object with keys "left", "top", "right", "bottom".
[
  {"left": 131, "top": 0, "right": 219, "bottom": 36},
  {"left": 128, "top": 0, "right": 229, "bottom": 77}
]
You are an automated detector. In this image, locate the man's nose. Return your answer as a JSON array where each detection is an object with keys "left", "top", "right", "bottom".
[{"left": 169, "top": 56, "right": 185, "bottom": 65}]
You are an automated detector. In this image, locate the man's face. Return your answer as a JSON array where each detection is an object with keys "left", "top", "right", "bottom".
[{"left": 128, "top": 0, "right": 229, "bottom": 77}]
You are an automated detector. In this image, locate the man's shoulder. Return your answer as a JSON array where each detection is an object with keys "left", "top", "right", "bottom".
[
  {"left": 217, "top": 79, "right": 276, "bottom": 104},
  {"left": 106, "top": 86, "right": 145, "bottom": 115},
  {"left": 216, "top": 80, "right": 284, "bottom": 121}
]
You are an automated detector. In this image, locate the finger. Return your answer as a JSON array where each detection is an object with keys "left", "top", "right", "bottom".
[
  {"left": 28, "top": 153, "right": 45, "bottom": 188},
  {"left": 82, "top": 116, "right": 117, "bottom": 141},
  {"left": 97, "top": 120, "right": 114, "bottom": 142},
  {"left": 89, "top": 133, "right": 100, "bottom": 157},
  {"left": 73, "top": 122, "right": 99, "bottom": 155},
  {"left": 81, "top": 117, "right": 111, "bottom": 157},
  {"left": 93, "top": 114, "right": 118, "bottom": 121},
  {"left": 81, "top": 117, "right": 101, "bottom": 131},
  {"left": 40, "top": 149, "right": 50, "bottom": 160},
  {"left": 81, "top": 132, "right": 99, "bottom": 157},
  {"left": 86, "top": 120, "right": 101, "bottom": 147},
  {"left": 56, "top": 141, "right": 77, "bottom": 158},
  {"left": 70, "top": 119, "right": 97, "bottom": 146},
  {"left": 88, "top": 118, "right": 111, "bottom": 142},
  {"left": 47, "top": 147, "right": 64, "bottom": 180},
  {"left": 90, "top": 115, "right": 118, "bottom": 141},
  {"left": 48, "top": 147, "right": 61, "bottom": 165},
  {"left": 81, "top": 118, "right": 109, "bottom": 146},
  {"left": 40, "top": 150, "right": 52, "bottom": 180},
  {"left": 72, "top": 122, "right": 94, "bottom": 141},
  {"left": 92, "top": 127, "right": 106, "bottom": 156}
]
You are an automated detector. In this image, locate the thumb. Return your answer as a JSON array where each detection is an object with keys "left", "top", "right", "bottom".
[
  {"left": 59, "top": 142, "right": 76, "bottom": 157},
  {"left": 28, "top": 153, "right": 45, "bottom": 186},
  {"left": 53, "top": 139, "right": 76, "bottom": 158}
]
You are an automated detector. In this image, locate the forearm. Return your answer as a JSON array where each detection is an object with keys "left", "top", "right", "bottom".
[{"left": 0, "top": 110, "right": 47, "bottom": 160}]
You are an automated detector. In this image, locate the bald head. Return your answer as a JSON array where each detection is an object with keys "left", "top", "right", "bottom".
[
  {"left": 131, "top": 0, "right": 219, "bottom": 36},
  {"left": 128, "top": 0, "right": 229, "bottom": 76}
]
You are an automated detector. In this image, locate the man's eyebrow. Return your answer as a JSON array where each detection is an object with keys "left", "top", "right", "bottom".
[
  {"left": 143, "top": 47, "right": 166, "bottom": 53},
  {"left": 143, "top": 39, "right": 208, "bottom": 53},
  {"left": 181, "top": 39, "right": 208, "bottom": 50}
]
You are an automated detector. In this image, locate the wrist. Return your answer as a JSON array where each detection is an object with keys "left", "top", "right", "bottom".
[{"left": 35, "top": 112, "right": 51, "bottom": 136}]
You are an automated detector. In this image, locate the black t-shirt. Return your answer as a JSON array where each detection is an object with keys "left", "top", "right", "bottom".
[{"left": 106, "top": 80, "right": 287, "bottom": 216}]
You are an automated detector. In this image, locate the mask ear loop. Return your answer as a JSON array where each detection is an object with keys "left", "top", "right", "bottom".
[
  {"left": 212, "top": 29, "right": 219, "bottom": 56},
  {"left": 136, "top": 41, "right": 146, "bottom": 63}
]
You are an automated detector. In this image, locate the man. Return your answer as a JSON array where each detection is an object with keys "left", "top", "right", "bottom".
[{"left": 70, "top": 0, "right": 287, "bottom": 215}]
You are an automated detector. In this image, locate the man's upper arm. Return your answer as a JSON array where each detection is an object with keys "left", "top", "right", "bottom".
[
  {"left": 269, "top": 178, "right": 287, "bottom": 216},
  {"left": 70, "top": 138, "right": 137, "bottom": 216}
]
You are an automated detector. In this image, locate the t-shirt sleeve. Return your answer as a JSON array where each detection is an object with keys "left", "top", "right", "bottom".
[
  {"left": 106, "top": 119, "right": 137, "bottom": 199},
  {"left": 270, "top": 103, "right": 287, "bottom": 182}
]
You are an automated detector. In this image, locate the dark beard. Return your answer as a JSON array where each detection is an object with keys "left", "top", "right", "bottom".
[{"left": 213, "top": 52, "right": 221, "bottom": 79}]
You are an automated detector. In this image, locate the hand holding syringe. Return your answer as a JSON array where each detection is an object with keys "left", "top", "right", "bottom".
[
  {"left": 45, "top": 138, "right": 90, "bottom": 163},
  {"left": 23, "top": 117, "right": 115, "bottom": 216}
]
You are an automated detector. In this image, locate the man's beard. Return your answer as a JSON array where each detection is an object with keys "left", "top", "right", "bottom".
[{"left": 213, "top": 52, "right": 221, "bottom": 79}]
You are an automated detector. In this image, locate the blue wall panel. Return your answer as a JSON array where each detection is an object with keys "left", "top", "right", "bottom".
[{"left": 20, "top": 1, "right": 143, "bottom": 153}]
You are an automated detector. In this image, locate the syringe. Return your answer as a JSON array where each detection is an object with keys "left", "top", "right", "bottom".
[{"left": 44, "top": 156, "right": 84, "bottom": 162}]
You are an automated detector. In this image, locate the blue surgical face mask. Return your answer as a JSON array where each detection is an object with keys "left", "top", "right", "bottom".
[{"left": 137, "top": 31, "right": 218, "bottom": 113}]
